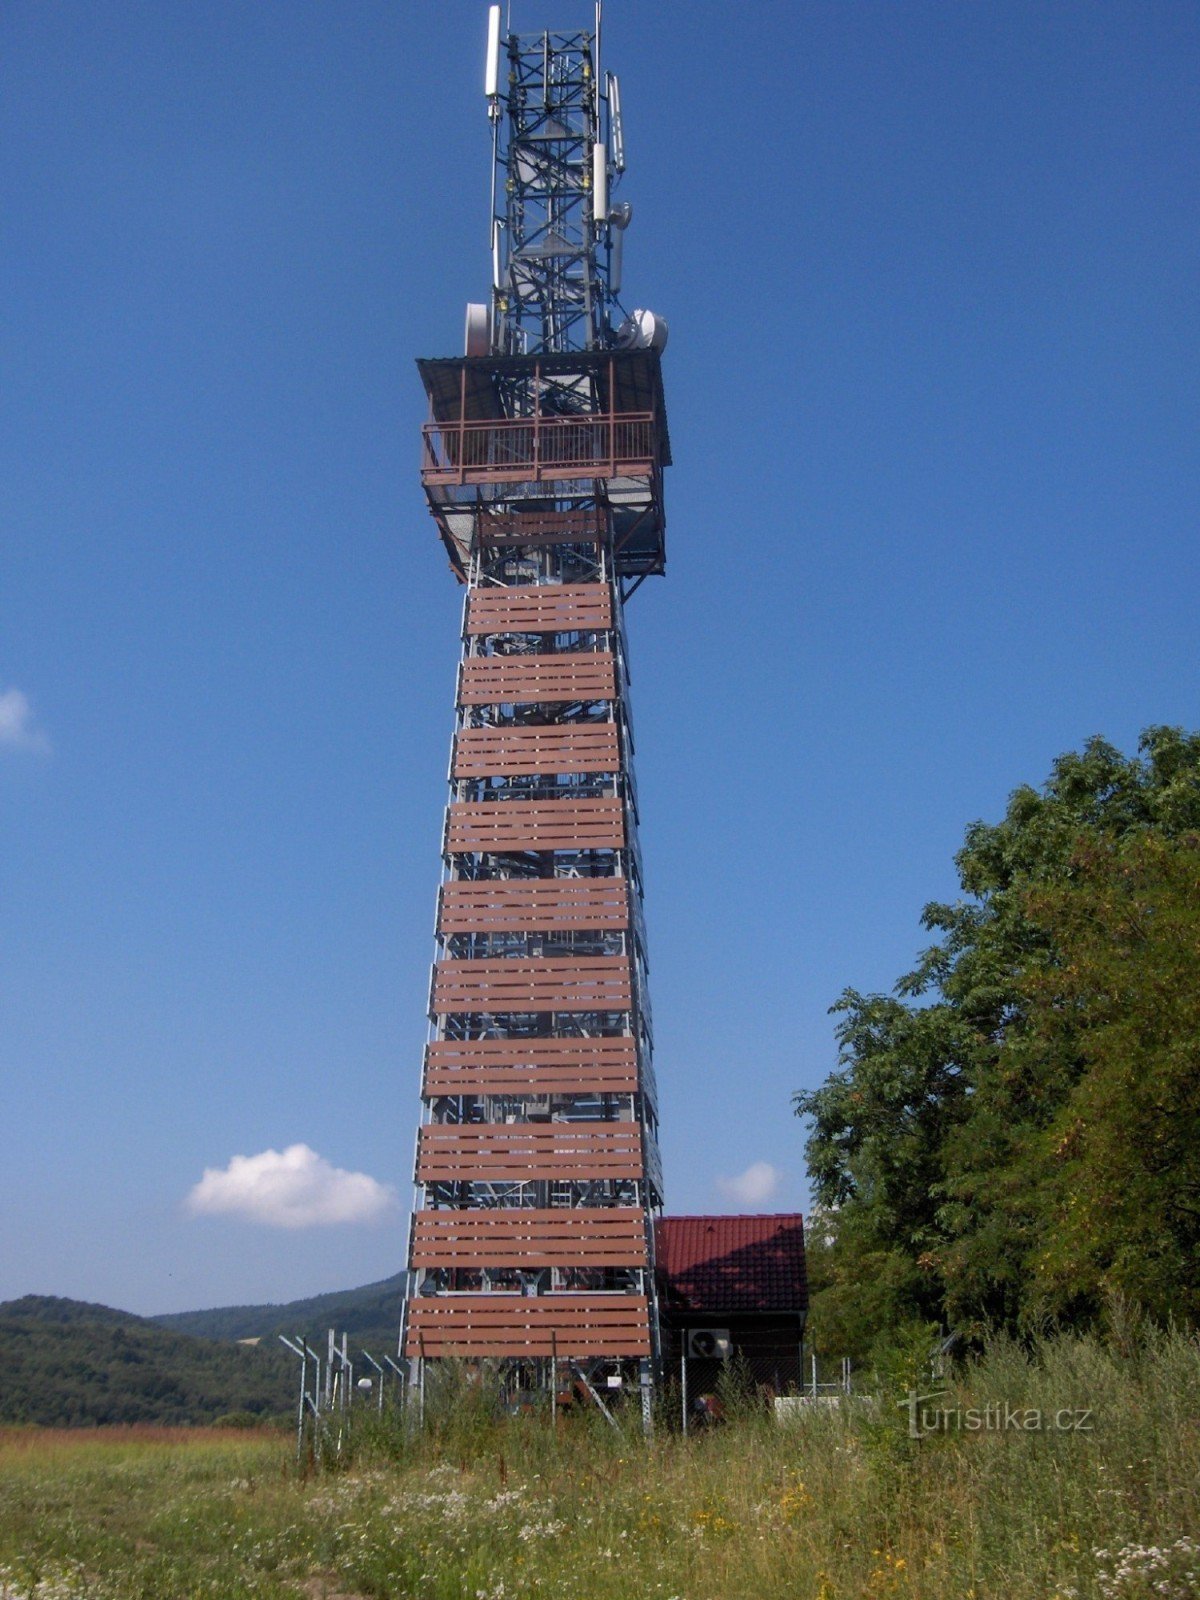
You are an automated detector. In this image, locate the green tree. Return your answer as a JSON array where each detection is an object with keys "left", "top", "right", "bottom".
[
  {"left": 1018, "top": 831, "right": 1200, "bottom": 1325},
  {"left": 795, "top": 727, "right": 1200, "bottom": 1346}
]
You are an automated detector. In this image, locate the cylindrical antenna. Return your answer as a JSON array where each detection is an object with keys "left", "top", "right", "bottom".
[
  {"left": 592, "top": 141, "right": 608, "bottom": 231},
  {"left": 484, "top": 5, "right": 502, "bottom": 98},
  {"left": 594, "top": 2, "right": 603, "bottom": 136}
]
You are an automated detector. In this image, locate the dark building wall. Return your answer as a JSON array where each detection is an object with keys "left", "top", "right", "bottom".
[{"left": 660, "top": 1312, "right": 806, "bottom": 1395}]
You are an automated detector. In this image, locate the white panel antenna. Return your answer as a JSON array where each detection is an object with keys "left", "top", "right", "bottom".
[
  {"left": 592, "top": 142, "right": 608, "bottom": 230},
  {"left": 491, "top": 220, "right": 504, "bottom": 290},
  {"left": 609, "top": 201, "right": 631, "bottom": 296},
  {"left": 464, "top": 302, "right": 489, "bottom": 356},
  {"left": 607, "top": 74, "right": 625, "bottom": 173},
  {"left": 484, "top": 6, "right": 502, "bottom": 99}
]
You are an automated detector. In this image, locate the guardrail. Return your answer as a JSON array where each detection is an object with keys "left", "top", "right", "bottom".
[{"left": 422, "top": 413, "right": 658, "bottom": 486}]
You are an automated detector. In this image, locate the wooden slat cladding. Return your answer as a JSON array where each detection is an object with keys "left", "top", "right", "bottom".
[
  {"left": 453, "top": 723, "right": 619, "bottom": 779},
  {"left": 410, "top": 1208, "right": 647, "bottom": 1269},
  {"left": 466, "top": 585, "right": 612, "bottom": 637},
  {"left": 404, "top": 1294, "right": 651, "bottom": 1358},
  {"left": 431, "top": 956, "right": 631, "bottom": 1015},
  {"left": 416, "top": 1123, "right": 644, "bottom": 1183},
  {"left": 458, "top": 651, "right": 614, "bottom": 707},
  {"left": 446, "top": 798, "right": 624, "bottom": 853},
  {"left": 423, "top": 1037, "right": 639, "bottom": 1097},
  {"left": 477, "top": 508, "right": 605, "bottom": 548},
  {"left": 438, "top": 878, "right": 629, "bottom": 935}
]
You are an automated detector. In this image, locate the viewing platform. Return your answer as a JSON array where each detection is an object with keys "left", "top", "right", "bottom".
[{"left": 416, "top": 349, "right": 670, "bottom": 582}]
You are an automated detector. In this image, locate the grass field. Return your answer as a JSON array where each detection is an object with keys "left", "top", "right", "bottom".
[{"left": 1, "top": 1330, "right": 1197, "bottom": 1600}]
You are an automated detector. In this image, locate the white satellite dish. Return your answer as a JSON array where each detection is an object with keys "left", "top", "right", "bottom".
[{"left": 615, "top": 308, "right": 668, "bottom": 353}]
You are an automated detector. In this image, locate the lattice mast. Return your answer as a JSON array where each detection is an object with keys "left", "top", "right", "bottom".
[{"left": 403, "top": 2, "right": 671, "bottom": 1413}]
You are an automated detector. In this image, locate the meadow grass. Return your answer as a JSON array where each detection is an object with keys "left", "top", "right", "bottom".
[{"left": 0, "top": 1329, "right": 1197, "bottom": 1600}]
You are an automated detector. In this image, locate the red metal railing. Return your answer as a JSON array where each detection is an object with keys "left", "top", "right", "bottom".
[{"left": 422, "top": 413, "right": 657, "bottom": 486}]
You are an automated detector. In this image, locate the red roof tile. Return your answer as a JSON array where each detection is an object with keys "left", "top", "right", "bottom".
[{"left": 654, "top": 1214, "right": 807, "bottom": 1314}]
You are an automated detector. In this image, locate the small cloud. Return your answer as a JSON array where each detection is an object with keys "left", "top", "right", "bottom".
[
  {"left": 187, "top": 1144, "right": 397, "bottom": 1229},
  {"left": 716, "top": 1160, "right": 782, "bottom": 1207},
  {"left": 0, "top": 688, "right": 50, "bottom": 754}
]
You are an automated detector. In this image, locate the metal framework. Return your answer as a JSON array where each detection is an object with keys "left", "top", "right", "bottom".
[
  {"left": 489, "top": 23, "right": 618, "bottom": 354},
  {"left": 402, "top": 6, "right": 670, "bottom": 1418}
]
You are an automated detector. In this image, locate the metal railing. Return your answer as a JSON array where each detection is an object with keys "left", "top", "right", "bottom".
[{"left": 422, "top": 413, "right": 658, "bottom": 486}]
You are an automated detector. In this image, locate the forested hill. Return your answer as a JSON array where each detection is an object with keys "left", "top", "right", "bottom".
[
  {"left": 152, "top": 1273, "right": 406, "bottom": 1356},
  {"left": 0, "top": 1295, "right": 293, "bottom": 1426}
]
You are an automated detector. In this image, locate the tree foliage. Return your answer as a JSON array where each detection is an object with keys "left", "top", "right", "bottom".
[
  {"left": 1018, "top": 832, "right": 1200, "bottom": 1325},
  {"left": 796, "top": 727, "right": 1200, "bottom": 1354}
]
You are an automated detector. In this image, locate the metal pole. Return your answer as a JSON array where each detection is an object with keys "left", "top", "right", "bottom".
[
  {"left": 361, "top": 1350, "right": 386, "bottom": 1414},
  {"left": 383, "top": 1352, "right": 405, "bottom": 1407},
  {"left": 279, "top": 1336, "right": 307, "bottom": 1462},
  {"left": 681, "top": 1347, "right": 688, "bottom": 1436}
]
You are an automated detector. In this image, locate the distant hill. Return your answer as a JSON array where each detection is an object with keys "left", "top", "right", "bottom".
[
  {"left": 152, "top": 1273, "right": 405, "bottom": 1359},
  {"left": 0, "top": 1296, "right": 294, "bottom": 1427}
]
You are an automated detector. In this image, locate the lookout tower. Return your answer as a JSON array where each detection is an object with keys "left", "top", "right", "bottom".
[{"left": 401, "top": 4, "right": 671, "bottom": 1417}]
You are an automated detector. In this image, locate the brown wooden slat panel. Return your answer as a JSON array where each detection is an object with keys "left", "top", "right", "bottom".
[
  {"left": 466, "top": 585, "right": 612, "bottom": 637},
  {"left": 446, "top": 798, "right": 624, "bottom": 853},
  {"left": 416, "top": 1123, "right": 644, "bottom": 1182},
  {"left": 438, "top": 878, "right": 629, "bottom": 935},
  {"left": 423, "top": 1037, "right": 639, "bottom": 1097},
  {"left": 477, "top": 509, "right": 605, "bottom": 548},
  {"left": 432, "top": 957, "right": 631, "bottom": 1015},
  {"left": 458, "top": 652, "right": 614, "bottom": 706},
  {"left": 410, "top": 1208, "right": 647, "bottom": 1268},
  {"left": 404, "top": 1294, "right": 651, "bottom": 1358},
  {"left": 453, "top": 723, "right": 620, "bottom": 779}
]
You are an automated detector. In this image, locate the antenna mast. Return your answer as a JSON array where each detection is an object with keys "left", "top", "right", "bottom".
[{"left": 488, "top": 11, "right": 616, "bottom": 353}]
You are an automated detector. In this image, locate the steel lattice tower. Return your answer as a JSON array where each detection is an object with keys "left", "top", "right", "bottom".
[{"left": 401, "top": 6, "right": 670, "bottom": 1415}]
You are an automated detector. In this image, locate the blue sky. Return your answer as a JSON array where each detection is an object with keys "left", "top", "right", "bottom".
[{"left": 3, "top": 0, "right": 1197, "bottom": 1316}]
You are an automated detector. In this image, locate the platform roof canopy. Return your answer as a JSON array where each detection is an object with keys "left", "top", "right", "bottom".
[{"left": 654, "top": 1215, "right": 808, "bottom": 1315}]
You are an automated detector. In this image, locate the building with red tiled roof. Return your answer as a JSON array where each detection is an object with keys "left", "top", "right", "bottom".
[{"left": 654, "top": 1214, "right": 808, "bottom": 1397}]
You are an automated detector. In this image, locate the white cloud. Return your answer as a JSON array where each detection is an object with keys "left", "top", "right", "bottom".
[
  {"left": 716, "top": 1160, "right": 782, "bottom": 1207},
  {"left": 0, "top": 688, "right": 50, "bottom": 754},
  {"left": 187, "top": 1144, "right": 397, "bottom": 1229}
]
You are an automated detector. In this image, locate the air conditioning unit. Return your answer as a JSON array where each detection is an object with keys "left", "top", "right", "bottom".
[{"left": 686, "top": 1328, "right": 732, "bottom": 1361}]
